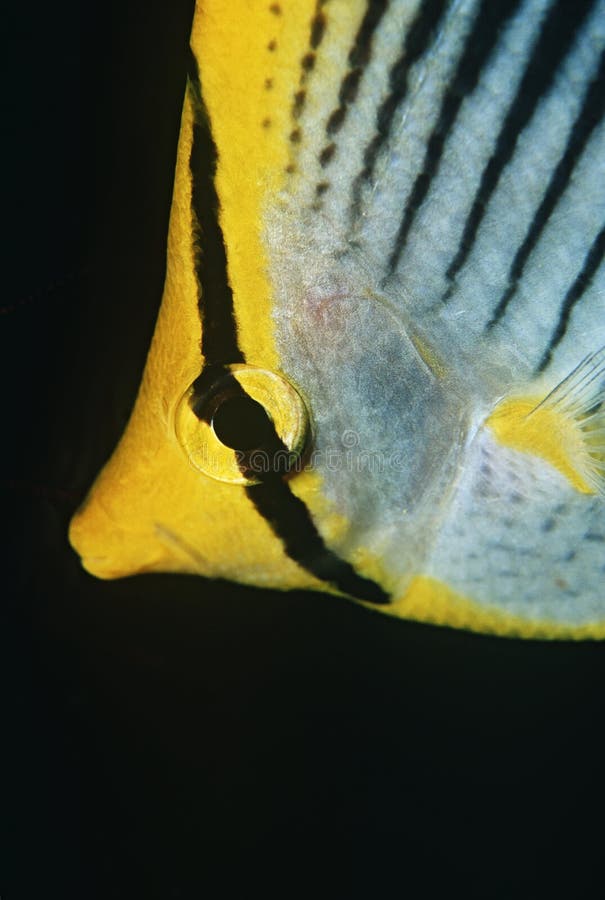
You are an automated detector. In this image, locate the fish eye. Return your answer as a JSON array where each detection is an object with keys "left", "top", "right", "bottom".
[
  {"left": 211, "top": 394, "right": 276, "bottom": 451},
  {"left": 175, "top": 365, "right": 310, "bottom": 485}
]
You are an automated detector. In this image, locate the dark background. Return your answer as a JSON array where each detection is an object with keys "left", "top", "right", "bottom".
[{"left": 3, "top": 2, "right": 604, "bottom": 896}]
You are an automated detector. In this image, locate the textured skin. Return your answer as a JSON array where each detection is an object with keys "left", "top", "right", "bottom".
[{"left": 70, "top": 0, "right": 605, "bottom": 638}]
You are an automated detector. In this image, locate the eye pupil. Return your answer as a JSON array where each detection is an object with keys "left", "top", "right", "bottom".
[
  {"left": 177, "top": 365, "right": 309, "bottom": 485},
  {"left": 212, "top": 394, "right": 275, "bottom": 451}
]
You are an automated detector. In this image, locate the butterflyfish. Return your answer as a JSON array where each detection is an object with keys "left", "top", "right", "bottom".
[{"left": 69, "top": 0, "right": 605, "bottom": 639}]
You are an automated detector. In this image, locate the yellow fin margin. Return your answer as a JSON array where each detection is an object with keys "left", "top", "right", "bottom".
[
  {"left": 487, "top": 348, "right": 605, "bottom": 494},
  {"left": 487, "top": 398, "right": 594, "bottom": 493},
  {"left": 392, "top": 576, "right": 605, "bottom": 640}
]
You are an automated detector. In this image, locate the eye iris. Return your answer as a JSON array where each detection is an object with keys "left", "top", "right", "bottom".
[{"left": 211, "top": 394, "right": 275, "bottom": 451}]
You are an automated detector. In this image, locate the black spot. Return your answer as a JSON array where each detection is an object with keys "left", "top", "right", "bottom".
[
  {"left": 290, "top": 128, "right": 302, "bottom": 143},
  {"left": 301, "top": 52, "right": 316, "bottom": 72},
  {"left": 315, "top": 181, "right": 330, "bottom": 196},
  {"left": 339, "top": 68, "right": 362, "bottom": 105},
  {"left": 269, "top": 2, "right": 282, "bottom": 14},
  {"left": 319, "top": 143, "right": 336, "bottom": 166},
  {"left": 293, "top": 89, "right": 306, "bottom": 119},
  {"left": 267, "top": 39, "right": 277, "bottom": 51},
  {"left": 310, "top": 12, "right": 327, "bottom": 50},
  {"left": 327, "top": 107, "right": 346, "bottom": 135}
]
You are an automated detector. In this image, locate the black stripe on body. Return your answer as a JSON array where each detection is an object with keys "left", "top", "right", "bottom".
[
  {"left": 537, "top": 221, "right": 605, "bottom": 372},
  {"left": 310, "top": 1, "right": 329, "bottom": 49},
  {"left": 348, "top": 0, "right": 450, "bottom": 223},
  {"left": 187, "top": 49, "right": 244, "bottom": 365},
  {"left": 442, "top": 0, "right": 596, "bottom": 299},
  {"left": 313, "top": 0, "right": 389, "bottom": 202},
  {"left": 292, "top": 1, "right": 330, "bottom": 100},
  {"left": 321, "top": 0, "right": 388, "bottom": 144},
  {"left": 187, "top": 48, "right": 388, "bottom": 604},
  {"left": 286, "top": 0, "right": 330, "bottom": 173},
  {"left": 487, "top": 47, "right": 605, "bottom": 330},
  {"left": 386, "top": 0, "right": 520, "bottom": 275}
]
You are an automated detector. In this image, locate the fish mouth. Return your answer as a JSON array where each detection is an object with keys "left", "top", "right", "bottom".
[
  {"left": 68, "top": 500, "right": 170, "bottom": 580},
  {"left": 77, "top": 555, "right": 121, "bottom": 580},
  {"left": 69, "top": 494, "right": 212, "bottom": 580},
  {"left": 77, "top": 555, "right": 167, "bottom": 579}
]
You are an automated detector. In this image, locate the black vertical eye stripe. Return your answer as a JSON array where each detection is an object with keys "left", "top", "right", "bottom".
[
  {"left": 187, "top": 44, "right": 389, "bottom": 605},
  {"left": 385, "top": 0, "right": 521, "bottom": 276},
  {"left": 536, "top": 221, "right": 605, "bottom": 373},
  {"left": 348, "top": 0, "right": 450, "bottom": 224},
  {"left": 443, "top": 0, "right": 597, "bottom": 295},
  {"left": 486, "top": 46, "right": 605, "bottom": 330},
  {"left": 189, "top": 372, "right": 390, "bottom": 605},
  {"left": 246, "top": 479, "right": 390, "bottom": 604},
  {"left": 187, "top": 48, "right": 244, "bottom": 365}
]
